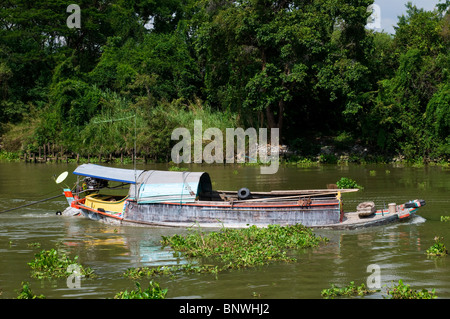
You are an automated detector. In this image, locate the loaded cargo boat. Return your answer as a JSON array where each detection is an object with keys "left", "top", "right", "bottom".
[{"left": 61, "top": 164, "right": 425, "bottom": 230}]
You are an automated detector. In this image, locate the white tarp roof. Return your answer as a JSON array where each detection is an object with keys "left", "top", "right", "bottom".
[{"left": 130, "top": 170, "right": 212, "bottom": 203}]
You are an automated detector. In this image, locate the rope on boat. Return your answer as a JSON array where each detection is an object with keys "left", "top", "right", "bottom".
[{"left": 0, "top": 193, "right": 65, "bottom": 214}]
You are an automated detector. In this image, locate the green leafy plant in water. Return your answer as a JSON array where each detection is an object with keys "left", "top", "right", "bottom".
[
  {"left": 426, "top": 236, "right": 448, "bottom": 257},
  {"left": 321, "top": 281, "right": 377, "bottom": 299},
  {"left": 114, "top": 281, "right": 167, "bottom": 299},
  {"left": 385, "top": 280, "right": 437, "bottom": 299},
  {"left": 16, "top": 282, "right": 45, "bottom": 299},
  {"left": 440, "top": 216, "right": 450, "bottom": 222},
  {"left": 124, "top": 264, "right": 220, "bottom": 279},
  {"left": 28, "top": 248, "right": 95, "bottom": 279},
  {"left": 336, "top": 177, "right": 363, "bottom": 189},
  {"left": 161, "top": 224, "right": 328, "bottom": 270}
]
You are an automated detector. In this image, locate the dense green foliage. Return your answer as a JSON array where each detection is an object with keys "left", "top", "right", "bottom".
[
  {"left": 1, "top": 0, "right": 449, "bottom": 161},
  {"left": 123, "top": 263, "right": 220, "bottom": 279},
  {"left": 336, "top": 177, "right": 363, "bottom": 189},
  {"left": 161, "top": 224, "right": 328, "bottom": 269},
  {"left": 385, "top": 279, "right": 437, "bottom": 299},
  {"left": 321, "top": 280, "right": 438, "bottom": 299},
  {"left": 16, "top": 282, "right": 46, "bottom": 299},
  {"left": 114, "top": 281, "right": 168, "bottom": 299},
  {"left": 426, "top": 236, "right": 448, "bottom": 256},
  {"left": 321, "top": 281, "right": 377, "bottom": 298},
  {"left": 27, "top": 248, "right": 95, "bottom": 279}
]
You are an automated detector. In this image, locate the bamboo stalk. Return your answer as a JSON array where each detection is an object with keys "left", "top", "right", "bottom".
[
  {"left": 217, "top": 189, "right": 359, "bottom": 196},
  {"left": 232, "top": 191, "right": 342, "bottom": 203}
]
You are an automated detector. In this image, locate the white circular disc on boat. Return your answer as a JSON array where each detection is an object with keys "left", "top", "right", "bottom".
[{"left": 55, "top": 171, "right": 68, "bottom": 184}]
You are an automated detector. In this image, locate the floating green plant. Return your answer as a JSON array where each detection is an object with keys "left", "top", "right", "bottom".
[
  {"left": 322, "top": 280, "right": 438, "bottom": 299},
  {"left": 440, "top": 216, "right": 450, "bottom": 222},
  {"left": 16, "top": 282, "right": 45, "bottom": 299},
  {"left": 426, "top": 236, "right": 448, "bottom": 257},
  {"left": 385, "top": 280, "right": 437, "bottom": 299},
  {"left": 114, "top": 281, "right": 167, "bottom": 299},
  {"left": 124, "top": 264, "right": 220, "bottom": 279},
  {"left": 336, "top": 177, "right": 363, "bottom": 189},
  {"left": 161, "top": 224, "right": 328, "bottom": 270},
  {"left": 321, "top": 281, "right": 377, "bottom": 299},
  {"left": 28, "top": 248, "right": 95, "bottom": 279}
]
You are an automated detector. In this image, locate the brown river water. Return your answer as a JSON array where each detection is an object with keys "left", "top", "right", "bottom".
[{"left": 0, "top": 161, "right": 449, "bottom": 299}]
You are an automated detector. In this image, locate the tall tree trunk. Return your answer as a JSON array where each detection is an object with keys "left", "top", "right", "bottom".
[
  {"left": 265, "top": 104, "right": 277, "bottom": 129},
  {"left": 277, "top": 98, "right": 284, "bottom": 139}
]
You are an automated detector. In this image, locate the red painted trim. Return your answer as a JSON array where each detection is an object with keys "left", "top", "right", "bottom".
[
  {"left": 64, "top": 191, "right": 74, "bottom": 198},
  {"left": 149, "top": 201, "right": 340, "bottom": 209},
  {"left": 72, "top": 198, "right": 123, "bottom": 220},
  {"left": 77, "top": 204, "right": 124, "bottom": 220}
]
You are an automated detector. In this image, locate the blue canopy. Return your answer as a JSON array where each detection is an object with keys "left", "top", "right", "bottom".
[
  {"left": 73, "top": 164, "right": 212, "bottom": 203},
  {"left": 73, "top": 164, "right": 144, "bottom": 184}
]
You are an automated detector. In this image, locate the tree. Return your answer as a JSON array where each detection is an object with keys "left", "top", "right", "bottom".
[
  {"left": 89, "top": 30, "right": 201, "bottom": 104},
  {"left": 363, "top": 3, "right": 450, "bottom": 158},
  {"left": 193, "top": 0, "right": 374, "bottom": 142}
]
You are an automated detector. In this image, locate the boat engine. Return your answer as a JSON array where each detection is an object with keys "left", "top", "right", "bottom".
[{"left": 83, "top": 177, "right": 108, "bottom": 190}]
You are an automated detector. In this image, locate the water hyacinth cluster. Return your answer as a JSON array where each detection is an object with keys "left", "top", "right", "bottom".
[
  {"left": 321, "top": 280, "right": 438, "bottom": 299},
  {"left": 321, "top": 281, "right": 377, "bottom": 299},
  {"left": 27, "top": 248, "right": 95, "bottom": 279},
  {"left": 161, "top": 224, "right": 328, "bottom": 270},
  {"left": 114, "top": 281, "right": 168, "bottom": 299},
  {"left": 426, "top": 236, "right": 448, "bottom": 257},
  {"left": 385, "top": 280, "right": 437, "bottom": 299},
  {"left": 124, "top": 264, "right": 220, "bottom": 280}
]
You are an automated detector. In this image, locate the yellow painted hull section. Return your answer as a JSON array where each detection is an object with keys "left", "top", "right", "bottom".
[{"left": 84, "top": 194, "right": 128, "bottom": 213}]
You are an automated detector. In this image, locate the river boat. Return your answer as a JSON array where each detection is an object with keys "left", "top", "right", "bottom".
[{"left": 61, "top": 164, "right": 425, "bottom": 230}]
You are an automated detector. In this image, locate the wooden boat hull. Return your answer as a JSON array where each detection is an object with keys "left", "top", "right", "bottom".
[
  {"left": 314, "top": 202, "right": 423, "bottom": 230},
  {"left": 123, "top": 198, "right": 341, "bottom": 228},
  {"left": 63, "top": 192, "right": 425, "bottom": 230},
  {"left": 60, "top": 164, "right": 426, "bottom": 230},
  {"left": 65, "top": 196, "right": 342, "bottom": 228}
]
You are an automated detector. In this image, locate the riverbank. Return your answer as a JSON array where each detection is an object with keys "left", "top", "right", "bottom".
[{"left": 1, "top": 149, "right": 448, "bottom": 168}]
